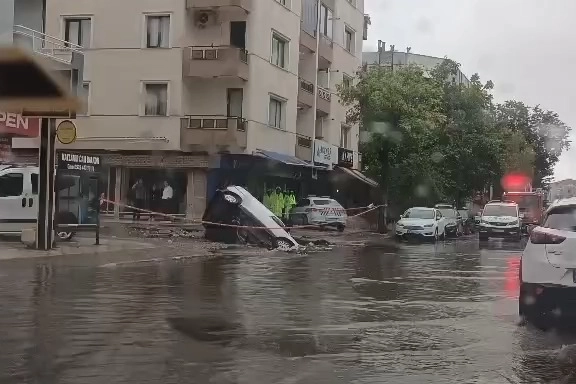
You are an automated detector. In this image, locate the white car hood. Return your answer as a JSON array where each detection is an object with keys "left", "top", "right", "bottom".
[
  {"left": 398, "top": 218, "right": 435, "bottom": 226},
  {"left": 482, "top": 215, "right": 517, "bottom": 224}
]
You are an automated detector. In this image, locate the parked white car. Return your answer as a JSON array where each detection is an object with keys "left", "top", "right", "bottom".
[
  {"left": 289, "top": 196, "right": 347, "bottom": 232},
  {"left": 520, "top": 197, "right": 576, "bottom": 327},
  {"left": 203, "top": 185, "right": 299, "bottom": 251},
  {"left": 395, "top": 207, "right": 448, "bottom": 241},
  {"left": 478, "top": 201, "right": 522, "bottom": 241},
  {"left": 0, "top": 164, "right": 77, "bottom": 241}
]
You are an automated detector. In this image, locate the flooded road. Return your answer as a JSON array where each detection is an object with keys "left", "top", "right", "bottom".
[{"left": 0, "top": 236, "right": 574, "bottom": 383}]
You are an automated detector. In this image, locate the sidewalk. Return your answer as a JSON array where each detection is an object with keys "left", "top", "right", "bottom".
[{"left": 0, "top": 236, "right": 156, "bottom": 261}]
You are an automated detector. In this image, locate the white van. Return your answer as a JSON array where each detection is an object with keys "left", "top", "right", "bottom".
[{"left": 0, "top": 164, "right": 76, "bottom": 240}]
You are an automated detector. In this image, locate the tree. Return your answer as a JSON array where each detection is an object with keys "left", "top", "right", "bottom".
[
  {"left": 430, "top": 60, "right": 506, "bottom": 207},
  {"left": 339, "top": 65, "right": 447, "bottom": 208},
  {"left": 495, "top": 101, "right": 571, "bottom": 187}
]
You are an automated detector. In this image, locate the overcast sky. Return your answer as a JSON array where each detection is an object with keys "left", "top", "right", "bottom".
[{"left": 364, "top": 0, "right": 576, "bottom": 181}]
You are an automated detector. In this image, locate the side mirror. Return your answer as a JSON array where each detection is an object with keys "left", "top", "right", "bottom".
[{"left": 399, "top": 215, "right": 404, "bottom": 219}]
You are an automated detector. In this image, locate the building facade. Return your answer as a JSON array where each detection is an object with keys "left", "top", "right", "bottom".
[
  {"left": 43, "top": 0, "right": 369, "bottom": 217},
  {"left": 0, "top": 0, "right": 83, "bottom": 163},
  {"left": 363, "top": 48, "right": 471, "bottom": 86}
]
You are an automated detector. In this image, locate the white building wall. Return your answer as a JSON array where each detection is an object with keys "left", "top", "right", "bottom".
[
  {"left": 46, "top": 0, "right": 186, "bottom": 151},
  {"left": 244, "top": 0, "right": 301, "bottom": 155}
]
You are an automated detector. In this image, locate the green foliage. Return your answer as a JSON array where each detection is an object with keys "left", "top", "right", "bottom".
[{"left": 340, "top": 58, "right": 571, "bottom": 209}]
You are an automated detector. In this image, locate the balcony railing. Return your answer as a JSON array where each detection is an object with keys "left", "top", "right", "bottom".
[
  {"left": 181, "top": 115, "right": 247, "bottom": 151},
  {"left": 13, "top": 25, "right": 83, "bottom": 65},
  {"left": 299, "top": 78, "right": 314, "bottom": 94},
  {"left": 318, "top": 87, "right": 331, "bottom": 102},
  {"left": 183, "top": 46, "right": 249, "bottom": 80}
]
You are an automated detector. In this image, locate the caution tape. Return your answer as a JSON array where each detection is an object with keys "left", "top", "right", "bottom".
[{"left": 101, "top": 198, "right": 384, "bottom": 231}]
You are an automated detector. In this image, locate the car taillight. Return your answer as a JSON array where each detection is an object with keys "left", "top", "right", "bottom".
[{"left": 530, "top": 229, "right": 566, "bottom": 244}]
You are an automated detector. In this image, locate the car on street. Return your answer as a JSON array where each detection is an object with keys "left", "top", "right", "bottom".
[
  {"left": 0, "top": 164, "right": 79, "bottom": 241},
  {"left": 435, "top": 204, "right": 463, "bottom": 238},
  {"left": 202, "top": 185, "right": 299, "bottom": 251},
  {"left": 520, "top": 198, "right": 576, "bottom": 327},
  {"left": 396, "top": 207, "right": 447, "bottom": 242},
  {"left": 289, "top": 196, "right": 347, "bottom": 232},
  {"left": 478, "top": 201, "right": 522, "bottom": 241}
]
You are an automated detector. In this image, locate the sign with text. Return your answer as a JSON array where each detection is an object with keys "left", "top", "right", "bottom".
[
  {"left": 338, "top": 147, "right": 354, "bottom": 168},
  {"left": 313, "top": 140, "right": 336, "bottom": 165},
  {"left": 0, "top": 112, "right": 40, "bottom": 137},
  {"left": 58, "top": 152, "right": 102, "bottom": 173}
]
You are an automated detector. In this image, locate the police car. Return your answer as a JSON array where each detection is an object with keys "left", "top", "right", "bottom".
[{"left": 289, "top": 196, "right": 347, "bottom": 232}]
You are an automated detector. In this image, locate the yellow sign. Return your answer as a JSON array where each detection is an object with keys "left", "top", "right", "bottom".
[{"left": 56, "top": 120, "right": 77, "bottom": 144}]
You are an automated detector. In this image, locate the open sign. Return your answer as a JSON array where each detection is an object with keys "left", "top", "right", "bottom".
[{"left": 0, "top": 111, "right": 40, "bottom": 137}]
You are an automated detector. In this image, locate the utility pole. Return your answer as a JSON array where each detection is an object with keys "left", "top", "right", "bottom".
[
  {"left": 311, "top": 0, "right": 322, "bottom": 164},
  {"left": 390, "top": 44, "right": 395, "bottom": 72}
]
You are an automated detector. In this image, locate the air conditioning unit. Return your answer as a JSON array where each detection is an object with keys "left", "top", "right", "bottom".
[{"left": 194, "top": 10, "right": 216, "bottom": 29}]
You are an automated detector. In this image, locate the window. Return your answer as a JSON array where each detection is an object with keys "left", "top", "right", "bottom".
[
  {"left": 79, "top": 82, "right": 90, "bottom": 115},
  {"left": 271, "top": 33, "right": 288, "bottom": 68},
  {"left": 0, "top": 173, "right": 23, "bottom": 197},
  {"left": 340, "top": 125, "right": 351, "bottom": 148},
  {"left": 342, "top": 74, "right": 353, "bottom": 89},
  {"left": 319, "top": 4, "right": 333, "bottom": 39},
  {"left": 544, "top": 206, "right": 576, "bottom": 232},
  {"left": 344, "top": 26, "right": 354, "bottom": 53},
  {"left": 64, "top": 17, "right": 91, "bottom": 48},
  {"left": 31, "top": 173, "right": 38, "bottom": 195},
  {"left": 144, "top": 83, "right": 168, "bottom": 116},
  {"left": 268, "top": 96, "right": 285, "bottom": 129},
  {"left": 146, "top": 15, "right": 170, "bottom": 48}
]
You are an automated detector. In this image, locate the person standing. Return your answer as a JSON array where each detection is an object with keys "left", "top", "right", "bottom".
[
  {"left": 131, "top": 179, "right": 146, "bottom": 221},
  {"left": 162, "top": 180, "right": 174, "bottom": 215}
]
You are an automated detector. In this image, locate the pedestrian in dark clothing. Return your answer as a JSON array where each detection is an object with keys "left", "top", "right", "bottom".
[
  {"left": 150, "top": 184, "right": 161, "bottom": 220},
  {"left": 131, "top": 179, "right": 146, "bottom": 221}
]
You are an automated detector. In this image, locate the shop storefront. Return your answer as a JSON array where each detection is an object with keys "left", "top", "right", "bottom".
[{"left": 332, "top": 147, "right": 380, "bottom": 209}]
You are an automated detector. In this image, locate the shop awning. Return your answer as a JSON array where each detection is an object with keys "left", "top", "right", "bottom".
[
  {"left": 337, "top": 166, "right": 379, "bottom": 188},
  {"left": 254, "top": 149, "right": 324, "bottom": 168}
]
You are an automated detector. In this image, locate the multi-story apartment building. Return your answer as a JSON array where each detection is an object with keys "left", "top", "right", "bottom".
[
  {"left": 43, "top": 0, "right": 369, "bottom": 218},
  {"left": 363, "top": 47, "right": 471, "bottom": 86},
  {"left": 1, "top": 0, "right": 83, "bottom": 161}
]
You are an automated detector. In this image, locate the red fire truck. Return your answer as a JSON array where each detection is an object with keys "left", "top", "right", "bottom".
[{"left": 502, "top": 191, "right": 545, "bottom": 232}]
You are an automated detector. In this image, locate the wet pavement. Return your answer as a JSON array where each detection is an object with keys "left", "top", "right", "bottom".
[{"left": 2, "top": 235, "right": 576, "bottom": 383}]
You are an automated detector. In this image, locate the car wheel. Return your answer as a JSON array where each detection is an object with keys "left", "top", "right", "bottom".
[
  {"left": 56, "top": 231, "right": 74, "bottom": 241},
  {"left": 55, "top": 211, "right": 77, "bottom": 242},
  {"left": 301, "top": 215, "right": 309, "bottom": 226},
  {"left": 275, "top": 237, "right": 295, "bottom": 251},
  {"left": 337, "top": 224, "right": 345, "bottom": 232},
  {"left": 222, "top": 192, "right": 241, "bottom": 205}
]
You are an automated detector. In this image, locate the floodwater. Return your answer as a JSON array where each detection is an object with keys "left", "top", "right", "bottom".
[{"left": 0, "top": 236, "right": 575, "bottom": 383}]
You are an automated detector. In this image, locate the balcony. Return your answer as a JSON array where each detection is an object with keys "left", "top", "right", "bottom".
[
  {"left": 295, "top": 135, "right": 313, "bottom": 162},
  {"left": 183, "top": 46, "right": 249, "bottom": 80},
  {"left": 298, "top": 78, "right": 314, "bottom": 108},
  {"left": 317, "top": 86, "right": 331, "bottom": 115},
  {"left": 181, "top": 115, "right": 247, "bottom": 153},
  {"left": 186, "top": 0, "right": 251, "bottom": 12},
  {"left": 12, "top": 25, "right": 83, "bottom": 69},
  {"left": 318, "top": 35, "right": 333, "bottom": 68},
  {"left": 300, "top": 29, "right": 316, "bottom": 53}
]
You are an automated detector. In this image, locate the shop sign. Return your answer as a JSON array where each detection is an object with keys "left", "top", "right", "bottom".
[
  {"left": 56, "top": 120, "right": 77, "bottom": 144},
  {"left": 0, "top": 112, "right": 40, "bottom": 137},
  {"left": 338, "top": 147, "right": 354, "bottom": 168},
  {"left": 314, "top": 140, "right": 335, "bottom": 165},
  {"left": 0, "top": 137, "right": 12, "bottom": 162},
  {"left": 58, "top": 151, "right": 102, "bottom": 173}
]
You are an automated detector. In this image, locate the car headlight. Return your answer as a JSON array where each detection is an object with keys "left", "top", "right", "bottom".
[
  {"left": 509, "top": 220, "right": 519, "bottom": 226},
  {"left": 480, "top": 220, "right": 488, "bottom": 225}
]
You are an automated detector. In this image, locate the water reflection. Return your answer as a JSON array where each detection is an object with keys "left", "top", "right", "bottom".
[{"left": 0, "top": 237, "right": 572, "bottom": 383}]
